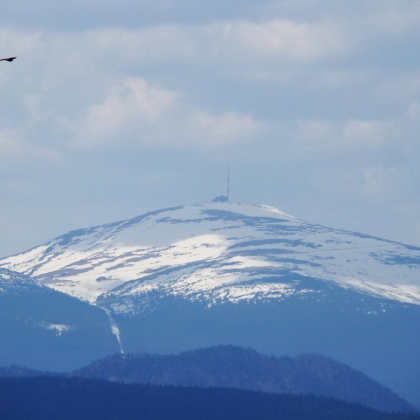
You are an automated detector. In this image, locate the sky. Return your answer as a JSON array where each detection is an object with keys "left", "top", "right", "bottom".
[{"left": 1, "top": 0, "right": 420, "bottom": 256}]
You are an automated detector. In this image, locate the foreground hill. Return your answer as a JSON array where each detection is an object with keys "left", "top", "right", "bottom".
[
  {"left": 2, "top": 346, "right": 415, "bottom": 413},
  {"left": 72, "top": 345, "right": 415, "bottom": 413},
  {"left": 0, "top": 376, "right": 419, "bottom": 420},
  {"left": 1, "top": 201, "right": 420, "bottom": 405}
]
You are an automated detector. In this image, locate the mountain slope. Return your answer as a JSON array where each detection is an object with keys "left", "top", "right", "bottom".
[{"left": 0, "top": 268, "right": 119, "bottom": 371}]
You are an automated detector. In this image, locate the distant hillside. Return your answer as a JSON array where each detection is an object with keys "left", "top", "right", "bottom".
[
  {"left": 73, "top": 345, "right": 416, "bottom": 413},
  {"left": 0, "top": 376, "right": 419, "bottom": 420},
  {"left": 0, "top": 365, "right": 60, "bottom": 378},
  {"left": 0, "top": 268, "right": 119, "bottom": 371}
]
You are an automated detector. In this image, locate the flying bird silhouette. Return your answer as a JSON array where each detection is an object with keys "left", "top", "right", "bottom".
[{"left": 0, "top": 57, "right": 17, "bottom": 62}]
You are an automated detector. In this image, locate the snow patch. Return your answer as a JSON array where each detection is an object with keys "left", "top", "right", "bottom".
[{"left": 39, "top": 322, "right": 72, "bottom": 336}]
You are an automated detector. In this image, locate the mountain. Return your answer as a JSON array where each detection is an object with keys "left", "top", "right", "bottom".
[
  {"left": 72, "top": 345, "right": 416, "bottom": 413},
  {"left": 0, "top": 268, "right": 119, "bottom": 371},
  {"left": 1, "top": 200, "right": 420, "bottom": 405},
  {"left": 2, "top": 202, "right": 419, "bottom": 305},
  {"left": 0, "top": 376, "right": 419, "bottom": 420}
]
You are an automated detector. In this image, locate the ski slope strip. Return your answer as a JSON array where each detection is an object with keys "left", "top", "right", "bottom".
[{"left": 1, "top": 201, "right": 420, "bottom": 310}]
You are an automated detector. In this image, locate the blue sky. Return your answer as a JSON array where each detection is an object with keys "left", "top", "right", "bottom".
[{"left": 1, "top": 0, "right": 420, "bottom": 256}]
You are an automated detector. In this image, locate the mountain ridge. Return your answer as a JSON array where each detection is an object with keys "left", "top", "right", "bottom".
[{"left": 71, "top": 345, "right": 417, "bottom": 413}]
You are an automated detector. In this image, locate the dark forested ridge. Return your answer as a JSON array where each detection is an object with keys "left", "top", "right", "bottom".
[
  {"left": 72, "top": 345, "right": 416, "bottom": 413},
  {"left": 0, "top": 376, "right": 419, "bottom": 420},
  {"left": 2, "top": 346, "right": 417, "bottom": 414}
]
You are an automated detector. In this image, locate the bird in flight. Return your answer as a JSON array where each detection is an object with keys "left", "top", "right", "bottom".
[{"left": 0, "top": 57, "right": 17, "bottom": 62}]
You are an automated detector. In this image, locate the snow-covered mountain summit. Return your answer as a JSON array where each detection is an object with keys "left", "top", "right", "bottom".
[{"left": 1, "top": 201, "right": 420, "bottom": 311}]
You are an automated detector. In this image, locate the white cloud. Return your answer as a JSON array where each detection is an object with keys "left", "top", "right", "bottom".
[
  {"left": 70, "top": 77, "right": 263, "bottom": 149},
  {"left": 0, "top": 29, "right": 42, "bottom": 55},
  {"left": 363, "top": 165, "right": 387, "bottom": 189},
  {"left": 0, "top": 129, "right": 24, "bottom": 154},
  {"left": 70, "top": 78, "right": 179, "bottom": 148},
  {"left": 287, "top": 108, "right": 412, "bottom": 153},
  {"left": 337, "top": 119, "right": 397, "bottom": 149},
  {"left": 368, "top": 1, "right": 420, "bottom": 34},
  {"left": 0, "top": 129, "right": 59, "bottom": 168},
  {"left": 348, "top": 163, "right": 417, "bottom": 205},
  {"left": 286, "top": 118, "right": 393, "bottom": 152},
  {"left": 183, "top": 111, "right": 258, "bottom": 148},
  {"left": 54, "top": 18, "right": 348, "bottom": 69},
  {"left": 224, "top": 19, "right": 347, "bottom": 62}
]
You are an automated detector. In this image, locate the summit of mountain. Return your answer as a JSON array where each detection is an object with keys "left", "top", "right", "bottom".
[{"left": 1, "top": 201, "right": 419, "bottom": 308}]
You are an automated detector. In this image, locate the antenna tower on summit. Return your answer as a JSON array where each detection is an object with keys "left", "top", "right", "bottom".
[{"left": 211, "top": 163, "right": 230, "bottom": 203}]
